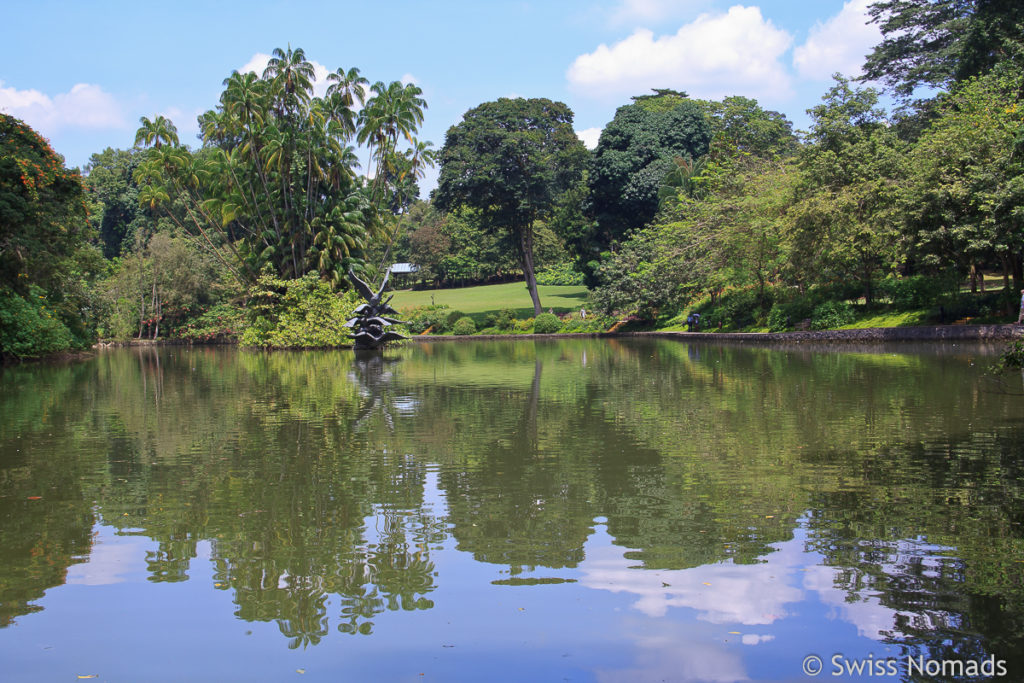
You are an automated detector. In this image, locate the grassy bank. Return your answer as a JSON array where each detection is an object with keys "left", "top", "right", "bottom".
[{"left": 392, "top": 283, "right": 589, "bottom": 320}]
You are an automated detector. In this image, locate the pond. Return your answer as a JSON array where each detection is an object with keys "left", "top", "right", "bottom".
[{"left": 1, "top": 338, "right": 1023, "bottom": 681}]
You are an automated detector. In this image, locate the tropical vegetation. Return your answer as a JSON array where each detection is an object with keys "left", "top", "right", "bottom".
[{"left": 2, "top": 3, "right": 1023, "bottom": 359}]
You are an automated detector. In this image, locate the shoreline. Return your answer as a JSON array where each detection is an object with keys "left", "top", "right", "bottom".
[
  {"left": 92, "top": 323, "right": 1023, "bottom": 348},
  {"left": 408, "top": 323, "right": 1023, "bottom": 344},
  {"left": 6, "top": 324, "right": 1019, "bottom": 365}
]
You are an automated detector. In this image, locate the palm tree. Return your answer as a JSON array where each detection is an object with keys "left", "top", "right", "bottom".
[
  {"left": 134, "top": 115, "right": 179, "bottom": 149},
  {"left": 358, "top": 81, "right": 428, "bottom": 201},
  {"left": 326, "top": 66, "right": 369, "bottom": 108},
  {"left": 263, "top": 45, "right": 315, "bottom": 116}
]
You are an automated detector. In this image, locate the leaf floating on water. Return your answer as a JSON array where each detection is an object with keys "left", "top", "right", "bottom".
[
  {"left": 296, "top": 669, "right": 305, "bottom": 674},
  {"left": 765, "top": 515, "right": 774, "bottom": 519},
  {"left": 27, "top": 496, "right": 42, "bottom": 500},
  {"left": 702, "top": 582, "right": 712, "bottom": 586},
  {"left": 77, "top": 676, "right": 98, "bottom": 680},
  {"left": 728, "top": 631, "right": 741, "bottom": 635}
]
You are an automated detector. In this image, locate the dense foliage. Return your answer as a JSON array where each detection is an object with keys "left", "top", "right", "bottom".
[
  {"left": 134, "top": 46, "right": 432, "bottom": 291},
  {"left": 434, "top": 98, "right": 588, "bottom": 315},
  {"left": 8, "top": 19, "right": 1024, "bottom": 354},
  {"left": 1, "top": 114, "right": 99, "bottom": 358}
]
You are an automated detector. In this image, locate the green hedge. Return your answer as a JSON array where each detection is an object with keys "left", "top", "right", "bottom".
[{"left": 0, "top": 287, "right": 78, "bottom": 359}]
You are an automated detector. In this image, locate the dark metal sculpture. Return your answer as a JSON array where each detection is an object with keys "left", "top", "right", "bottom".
[{"left": 346, "top": 268, "right": 407, "bottom": 350}]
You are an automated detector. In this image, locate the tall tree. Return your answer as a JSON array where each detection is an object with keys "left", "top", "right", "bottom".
[
  {"left": 84, "top": 147, "right": 157, "bottom": 258},
  {"left": 901, "top": 69, "right": 1024, "bottom": 288},
  {"left": 788, "top": 77, "right": 905, "bottom": 303},
  {"left": 132, "top": 47, "right": 434, "bottom": 290},
  {"left": 583, "top": 91, "right": 712, "bottom": 281},
  {"left": 434, "top": 98, "right": 588, "bottom": 315},
  {"left": 1, "top": 114, "right": 98, "bottom": 356},
  {"left": 862, "top": 0, "right": 1024, "bottom": 99}
]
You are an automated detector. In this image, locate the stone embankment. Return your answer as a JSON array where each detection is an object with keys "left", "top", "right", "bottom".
[
  {"left": 636, "top": 324, "right": 1022, "bottom": 343},
  {"left": 409, "top": 324, "right": 1022, "bottom": 344}
]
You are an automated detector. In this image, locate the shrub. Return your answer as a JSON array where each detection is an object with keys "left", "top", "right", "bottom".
[
  {"left": 239, "top": 273, "right": 360, "bottom": 348},
  {"left": 174, "top": 303, "right": 245, "bottom": 343},
  {"left": 403, "top": 305, "right": 451, "bottom": 334},
  {"left": 877, "top": 275, "right": 957, "bottom": 310},
  {"left": 533, "top": 312, "right": 562, "bottom": 334},
  {"left": 451, "top": 316, "right": 477, "bottom": 335},
  {"left": 535, "top": 261, "right": 585, "bottom": 286},
  {"left": 810, "top": 300, "right": 856, "bottom": 330},
  {"left": 997, "top": 341, "right": 1024, "bottom": 370},
  {"left": 697, "top": 288, "right": 766, "bottom": 330},
  {"left": 445, "top": 310, "right": 466, "bottom": 328},
  {"left": 515, "top": 317, "right": 535, "bottom": 333},
  {"left": 0, "top": 287, "right": 76, "bottom": 358},
  {"left": 495, "top": 308, "right": 517, "bottom": 331}
]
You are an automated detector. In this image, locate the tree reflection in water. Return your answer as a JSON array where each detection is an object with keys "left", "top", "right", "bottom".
[{"left": 0, "top": 340, "right": 1022, "bottom": 673}]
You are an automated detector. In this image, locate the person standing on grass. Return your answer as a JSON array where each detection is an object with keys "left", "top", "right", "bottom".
[{"left": 1018, "top": 288, "right": 1024, "bottom": 324}]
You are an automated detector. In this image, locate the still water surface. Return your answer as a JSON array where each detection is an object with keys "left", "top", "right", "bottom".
[{"left": 1, "top": 339, "right": 1023, "bottom": 681}]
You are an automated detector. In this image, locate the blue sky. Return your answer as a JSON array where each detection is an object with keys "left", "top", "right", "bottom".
[{"left": 2, "top": 0, "right": 884, "bottom": 193}]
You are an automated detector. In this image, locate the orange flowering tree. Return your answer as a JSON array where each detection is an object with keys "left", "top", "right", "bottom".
[{"left": 1, "top": 114, "right": 97, "bottom": 357}]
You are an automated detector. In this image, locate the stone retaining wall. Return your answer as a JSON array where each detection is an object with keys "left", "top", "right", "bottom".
[
  {"left": 409, "top": 324, "right": 1022, "bottom": 345},
  {"left": 632, "top": 324, "right": 1023, "bottom": 344}
]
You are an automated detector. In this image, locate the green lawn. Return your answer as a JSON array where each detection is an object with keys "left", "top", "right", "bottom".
[{"left": 392, "top": 282, "right": 589, "bottom": 321}]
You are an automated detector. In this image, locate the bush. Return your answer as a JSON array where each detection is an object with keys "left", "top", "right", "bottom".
[
  {"left": 810, "top": 300, "right": 856, "bottom": 330},
  {"left": 515, "top": 317, "right": 535, "bottom": 333},
  {"left": 451, "top": 316, "right": 477, "bottom": 335},
  {"left": 560, "top": 314, "right": 614, "bottom": 333},
  {"left": 403, "top": 305, "right": 451, "bottom": 334},
  {"left": 0, "top": 287, "right": 76, "bottom": 358},
  {"left": 495, "top": 308, "right": 517, "bottom": 331},
  {"left": 239, "top": 273, "right": 360, "bottom": 348},
  {"left": 445, "top": 310, "right": 466, "bottom": 328},
  {"left": 533, "top": 312, "right": 562, "bottom": 334},
  {"left": 877, "top": 275, "right": 957, "bottom": 310},
  {"left": 174, "top": 302, "right": 245, "bottom": 343},
  {"left": 937, "top": 290, "right": 1015, "bottom": 321},
  {"left": 767, "top": 295, "right": 816, "bottom": 331},
  {"left": 535, "top": 261, "right": 585, "bottom": 286},
  {"left": 696, "top": 288, "right": 767, "bottom": 330},
  {"left": 997, "top": 341, "right": 1024, "bottom": 370}
]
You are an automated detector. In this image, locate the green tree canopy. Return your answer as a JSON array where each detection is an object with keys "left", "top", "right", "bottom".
[
  {"left": 901, "top": 69, "right": 1024, "bottom": 288},
  {"left": 1, "top": 114, "right": 98, "bottom": 357},
  {"left": 83, "top": 147, "right": 157, "bottom": 258},
  {"left": 587, "top": 92, "right": 712, "bottom": 247},
  {"left": 788, "top": 76, "right": 905, "bottom": 303},
  {"left": 133, "top": 47, "right": 433, "bottom": 290},
  {"left": 433, "top": 98, "right": 588, "bottom": 315},
  {"left": 862, "top": 0, "right": 1024, "bottom": 99}
]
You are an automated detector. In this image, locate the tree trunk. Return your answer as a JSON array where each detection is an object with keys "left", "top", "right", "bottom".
[
  {"left": 1014, "top": 252, "right": 1023, "bottom": 291},
  {"left": 138, "top": 293, "right": 146, "bottom": 339},
  {"left": 518, "top": 223, "right": 542, "bottom": 316},
  {"left": 151, "top": 281, "right": 159, "bottom": 340}
]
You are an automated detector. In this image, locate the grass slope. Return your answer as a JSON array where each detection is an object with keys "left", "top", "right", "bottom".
[{"left": 392, "top": 282, "right": 589, "bottom": 321}]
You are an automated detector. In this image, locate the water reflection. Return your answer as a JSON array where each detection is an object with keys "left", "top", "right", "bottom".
[{"left": 1, "top": 340, "right": 1023, "bottom": 679}]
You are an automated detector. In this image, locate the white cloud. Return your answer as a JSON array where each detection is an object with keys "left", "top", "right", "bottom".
[
  {"left": 793, "top": 0, "right": 881, "bottom": 80},
  {"left": 580, "top": 541, "right": 804, "bottom": 623},
  {"left": 400, "top": 73, "right": 419, "bottom": 86},
  {"left": 568, "top": 5, "right": 793, "bottom": 101},
  {"left": 0, "top": 80, "right": 125, "bottom": 135},
  {"left": 239, "top": 52, "right": 273, "bottom": 77},
  {"left": 576, "top": 127, "right": 601, "bottom": 149}
]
